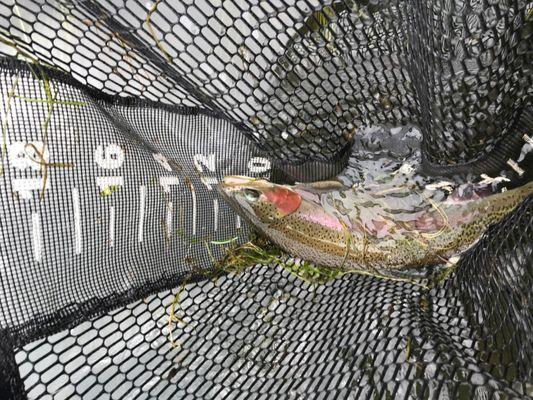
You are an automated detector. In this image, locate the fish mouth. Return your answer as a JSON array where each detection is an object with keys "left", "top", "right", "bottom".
[
  {"left": 220, "top": 175, "right": 258, "bottom": 188},
  {"left": 218, "top": 176, "right": 258, "bottom": 224},
  {"left": 219, "top": 175, "right": 264, "bottom": 194},
  {"left": 217, "top": 176, "right": 251, "bottom": 204}
]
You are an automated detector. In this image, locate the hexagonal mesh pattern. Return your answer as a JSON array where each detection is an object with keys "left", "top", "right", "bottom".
[
  {"left": 1, "top": 0, "right": 531, "bottom": 169},
  {"left": 12, "top": 197, "right": 533, "bottom": 399},
  {"left": 0, "top": 0, "right": 532, "bottom": 399}
]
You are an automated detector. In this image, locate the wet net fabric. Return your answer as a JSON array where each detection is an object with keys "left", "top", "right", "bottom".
[{"left": 0, "top": 0, "right": 532, "bottom": 399}]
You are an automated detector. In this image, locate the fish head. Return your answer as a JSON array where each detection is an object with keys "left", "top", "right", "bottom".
[{"left": 219, "top": 175, "right": 302, "bottom": 229}]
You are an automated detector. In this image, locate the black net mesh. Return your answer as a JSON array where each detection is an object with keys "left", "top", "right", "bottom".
[{"left": 0, "top": 0, "right": 532, "bottom": 399}]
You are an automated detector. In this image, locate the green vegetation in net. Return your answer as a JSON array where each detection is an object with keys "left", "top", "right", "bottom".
[
  {"left": 0, "top": 30, "right": 80, "bottom": 196},
  {"left": 99, "top": 184, "right": 121, "bottom": 198},
  {"left": 213, "top": 233, "right": 282, "bottom": 275},
  {"left": 1, "top": 75, "right": 19, "bottom": 176},
  {"left": 213, "top": 232, "right": 437, "bottom": 288}
]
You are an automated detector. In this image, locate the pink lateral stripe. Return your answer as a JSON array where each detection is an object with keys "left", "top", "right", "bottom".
[{"left": 298, "top": 212, "right": 344, "bottom": 231}]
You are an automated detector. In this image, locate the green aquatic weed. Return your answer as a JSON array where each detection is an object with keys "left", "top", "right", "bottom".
[
  {"left": 16, "top": 96, "right": 87, "bottom": 107},
  {"left": 100, "top": 185, "right": 121, "bottom": 197},
  {"left": 1, "top": 75, "right": 19, "bottom": 175},
  {"left": 279, "top": 258, "right": 344, "bottom": 286},
  {"left": 215, "top": 234, "right": 282, "bottom": 275},
  {"left": 210, "top": 237, "right": 239, "bottom": 245}
]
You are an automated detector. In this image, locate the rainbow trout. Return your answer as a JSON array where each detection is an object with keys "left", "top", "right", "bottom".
[{"left": 219, "top": 176, "right": 533, "bottom": 271}]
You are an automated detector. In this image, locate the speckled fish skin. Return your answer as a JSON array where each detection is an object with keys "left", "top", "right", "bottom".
[{"left": 219, "top": 176, "right": 533, "bottom": 271}]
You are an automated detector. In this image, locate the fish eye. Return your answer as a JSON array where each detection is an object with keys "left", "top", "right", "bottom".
[{"left": 243, "top": 188, "right": 261, "bottom": 202}]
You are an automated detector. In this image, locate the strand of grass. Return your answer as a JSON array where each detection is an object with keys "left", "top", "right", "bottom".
[
  {"left": 1, "top": 75, "right": 20, "bottom": 175},
  {"left": 38, "top": 79, "right": 57, "bottom": 200},
  {"left": 15, "top": 96, "right": 87, "bottom": 106},
  {"left": 176, "top": 229, "right": 201, "bottom": 244},
  {"left": 146, "top": 0, "right": 173, "bottom": 63},
  {"left": 167, "top": 279, "right": 188, "bottom": 349},
  {"left": 211, "top": 236, "right": 239, "bottom": 245},
  {"left": 0, "top": 33, "right": 37, "bottom": 63},
  {"left": 418, "top": 190, "right": 450, "bottom": 240},
  {"left": 326, "top": 193, "right": 353, "bottom": 271},
  {"left": 0, "top": 32, "right": 58, "bottom": 76},
  {"left": 2, "top": 31, "right": 65, "bottom": 79},
  {"left": 25, "top": 143, "right": 74, "bottom": 169},
  {"left": 361, "top": 223, "right": 369, "bottom": 264},
  {"left": 340, "top": 230, "right": 352, "bottom": 270},
  {"left": 238, "top": 243, "right": 280, "bottom": 263},
  {"left": 161, "top": 217, "right": 170, "bottom": 243},
  {"left": 239, "top": 242, "right": 274, "bottom": 256},
  {"left": 215, "top": 240, "right": 281, "bottom": 274},
  {"left": 327, "top": 192, "right": 371, "bottom": 273},
  {"left": 0, "top": 31, "right": 57, "bottom": 188},
  {"left": 0, "top": 28, "right": 71, "bottom": 199},
  {"left": 204, "top": 241, "right": 217, "bottom": 266},
  {"left": 0, "top": 33, "right": 49, "bottom": 90},
  {"left": 13, "top": 2, "right": 31, "bottom": 41},
  {"left": 112, "top": 33, "right": 136, "bottom": 74},
  {"left": 168, "top": 266, "right": 220, "bottom": 347}
]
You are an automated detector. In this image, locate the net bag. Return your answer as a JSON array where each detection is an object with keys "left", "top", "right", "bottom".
[{"left": 0, "top": 0, "right": 532, "bottom": 399}]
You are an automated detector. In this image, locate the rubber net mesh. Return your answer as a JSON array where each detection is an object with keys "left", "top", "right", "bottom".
[{"left": 0, "top": 0, "right": 532, "bottom": 399}]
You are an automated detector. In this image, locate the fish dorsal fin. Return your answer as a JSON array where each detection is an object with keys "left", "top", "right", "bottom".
[
  {"left": 293, "top": 180, "right": 347, "bottom": 193},
  {"left": 290, "top": 180, "right": 349, "bottom": 206}
]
